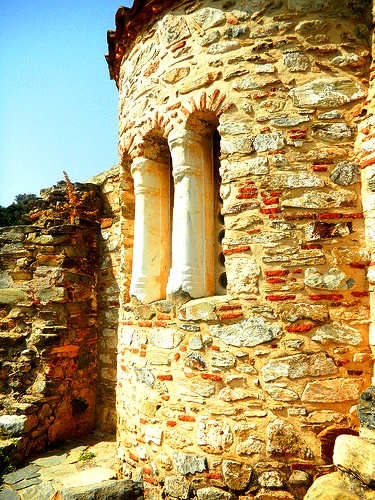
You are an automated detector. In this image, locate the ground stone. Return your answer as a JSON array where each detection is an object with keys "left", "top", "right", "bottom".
[
  {"left": 32, "top": 453, "right": 67, "bottom": 467},
  {"left": 289, "top": 78, "right": 366, "bottom": 109},
  {"left": 0, "top": 488, "right": 20, "bottom": 500},
  {"left": 55, "top": 480, "right": 143, "bottom": 500},
  {"left": 209, "top": 317, "right": 281, "bottom": 347},
  {"left": 222, "top": 460, "right": 252, "bottom": 491},
  {"left": 261, "top": 352, "right": 336, "bottom": 382}
]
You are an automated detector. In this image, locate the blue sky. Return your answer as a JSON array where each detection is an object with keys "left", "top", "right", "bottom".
[{"left": 0, "top": 0, "right": 132, "bottom": 207}]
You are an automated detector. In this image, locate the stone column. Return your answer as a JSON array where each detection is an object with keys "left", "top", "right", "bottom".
[
  {"left": 167, "top": 128, "right": 215, "bottom": 298},
  {"left": 130, "top": 157, "right": 170, "bottom": 303}
]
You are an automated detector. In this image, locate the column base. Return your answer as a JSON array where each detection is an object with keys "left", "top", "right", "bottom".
[{"left": 130, "top": 276, "right": 165, "bottom": 304}]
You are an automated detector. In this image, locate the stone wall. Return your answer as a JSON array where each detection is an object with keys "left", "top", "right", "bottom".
[
  {"left": 0, "top": 200, "right": 99, "bottom": 468},
  {"left": 109, "top": 0, "right": 375, "bottom": 498}
]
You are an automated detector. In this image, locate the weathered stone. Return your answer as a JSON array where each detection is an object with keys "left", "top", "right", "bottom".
[
  {"left": 278, "top": 303, "right": 329, "bottom": 323},
  {"left": 295, "top": 19, "right": 327, "bottom": 35},
  {"left": 197, "top": 419, "right": 233, "bottom": 453},
  {"left": 19, "top": 481, "right": 55, "bottom": 500},
  {"left": 301, "top": 378, "right": 363, "bottom": 402},
  {"left": 0, "top": 488, "right": 20, "bottom": 500},
  {"left": 199, "top": 31, "right": 220, "bottom": 47},
  {"left": 305, "top": 221, "right": 353, "bottom": 241},
  {"left": 134, "top": 367, "right": 155, "bottom": 387},
  {"left": 288, "top": 0, "right": 329, "bottom": 12},
  {"left": 162, "top": 15, "right": 190, "bottom": 46},
  {"left": 148, "top": 329, "right": 183, "bottom": 349},
  {"left": 179, "top": 72, "right": 222, "bottom": 94},
  {"left": 271, "top": 115, "right": 310, "bottom": 127},
  {"left": 264, "top": 173, "right": 324, "bottom": 189},
  {"left": 222, "top": 460, "right": 253, "bottom": 491},
  {"left": 335, "top": 435, "right": 375, "bottom": 487},
  {"left": 330, "top": 162, "right": 360, "bottom": 186},
  {"left": 281, "top": 189, "right": 356, "bottom": 209},
  {"left": 218, "top": 121, "right": 251, "bottom": 136},
  {"left": 190, "top": 380, "right": 216, "bottom": 398},
  {"left": 233, "top": 77, "right": 275, "bottom": 91},
  {"left": 226, "top": 256, "right": 260, "bottom": 295},
  {"left": 211, "top": 351, "right": 236, "bottom": 370},
  {"left": 221, "top": 136, "right": 254, "bottom": 155},
  {"left": 194, "top": 7, "right": 226, "bottom": 29},
  {"left": 261, "top": 353, "right": 337, "bottom": 382},
  {"left": 197, "top": 487, "right": 232, "bottom": 500},
  {"left": 357, "top": 386, "right": 375, "bottom": 429},
  {"left": 37, "top": 287, "right": 66, "bottom": 303},
  {"left": 312, "top": 323, "right": 362, "bottom": 346},
  {"left": 253, "top": 132, "right": 285, "bottom": 152},
  {"left": 288, "top": 470, "right": 311, "bottom": 486},
  {"left": 266, "top": 418, "right": 309, "bottom": 457},
  {"left": 148, "top": 349, "right": 171, "bottom": 365},
  {"left": 164, "top": 475, "right": 190, "bottom": 499},
  {"left": 317, "top": 110, "right": 344, "bottom": 120},
  {"left": 32, "top": 452, "right": 67, "bottom": 467},
  {"left": 304, "top": 267, "right": 354, "bottom": 290},
  {"left": 209, "top": 317, "right": 281, "bottom": 347},
  {"left": 188, "top": 335, "right": 203, "bottom": 350},
  {"left": 56, "top": 480, "right": 143, "bottom": 500},
  {"left": 255, "top": 63, "right": 276, "bottom": 73},
  {"left": 258, "top": 471, "right": 283, "bottom": 488},
  {"left": 236, "top": 436, "right": 265, "bottom": 455},
  {"left": 172, "top": 452, "right": 207, "bottom": 475},
  {"left": 304, "top": 471, "right": 360, "bottom": 500},
  {"left": 145, "top": 425, "right": 163, "bottom": 445},
  {"left": 207, "top": 42, "right": 240, "bottom": 55},
  {"left": 185, "top": 351, "right": 206, "bottom": 370},
  {"left": 163, "top": 67, "right": 190, "bottom": 84},
  {"left": 224, "top": 24, "right": 249, "bottom": 39},
  {"left": 265, "top": 384, "right": 299, "bottom": 402},
  {"left": 0, "top": 415, "right": 28, "bottom": 437},
  {"left": 312, "top": 122, "right": 353, "bottom": 142},
  {"left": 331, "top": 53, "right": 362, "bottom": 68},
  {"left": 218, "top": 387, "right": 258, "bottom": 401},
  {"left": 3, "top": 464, "right": 40, "bottom": 485},
  {"left": 289, "top": 78, "right": 366, "bottom": 109},
  {"left": 0, "top": 289, "right": 28, "bottom": 304},
  {"left": 220, "top": 158, "right": 269, "bottom": 182},
  {"left": 283, "top": 52, "right": 310, "bottom": 72}
]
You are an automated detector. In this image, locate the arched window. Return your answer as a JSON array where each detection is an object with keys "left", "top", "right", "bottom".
[{"left": 129, "top": 114, "right": 226, "bottom": 303}]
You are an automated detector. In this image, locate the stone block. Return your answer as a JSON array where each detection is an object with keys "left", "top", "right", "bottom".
[
  {"left": 301, "top": 378, "right": 363, "bottom": 402},
  {"left": 333, "top": 435, "right": 375, "bottom": 488}
]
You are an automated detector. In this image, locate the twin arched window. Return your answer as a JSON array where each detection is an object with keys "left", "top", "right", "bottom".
[{"left": 129, "top": 125, "right": 225, "bottom": 303}]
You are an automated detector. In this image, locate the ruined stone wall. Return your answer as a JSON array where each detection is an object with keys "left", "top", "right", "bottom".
[
  {"left": 0, "top": 183, "right": 102, "bottom": 470},
  {"left": 113, "top": 0, "right": 374, "bottom": 498}
]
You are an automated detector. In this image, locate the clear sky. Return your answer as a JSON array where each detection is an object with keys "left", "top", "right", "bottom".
[{"left": 0, "top": 0, "right": 132, "bottom": 207}]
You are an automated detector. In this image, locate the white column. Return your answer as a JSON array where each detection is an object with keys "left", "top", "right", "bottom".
[
  {"left": 130, "top": 157, "right": 170, "bottom": 303},
  {"left": 167, "top": 129, "right": 215, "bottom": 298}
]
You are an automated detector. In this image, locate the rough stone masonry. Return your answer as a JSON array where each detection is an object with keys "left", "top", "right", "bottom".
[{"left": 106, "top": 0, "right": 375, "bottom": 498}]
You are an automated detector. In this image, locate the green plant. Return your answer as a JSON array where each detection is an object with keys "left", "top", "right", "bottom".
[{"left": 78, "top": 450, "right": 96, "bottom": 461}]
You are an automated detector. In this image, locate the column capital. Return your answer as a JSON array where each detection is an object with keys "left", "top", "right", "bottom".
[
  {"left": 130, "top": 156, "right": 169, "bottom": 177},
  {"left": 168, "top": 128, "right": 203, "bottom": 149}
]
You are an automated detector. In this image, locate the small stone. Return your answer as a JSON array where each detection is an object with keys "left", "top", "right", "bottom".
[
  {"left": 236, "top": 436, "right": 265, "bottom": 455},
  {"left": 288, "top": 0, "right": 329, "bottom": 12},
  {"left": 199, "top": 31, "right": 220, "bottom": 47},
  {"left": 149, "top": 329, "right": 183, "bottom": 349},
  {"left": 222, "top": 460, "right": 252, "bottom": 491},
  {"left": 0, "top": 289, "right": 28, "bottom": 305},
  {"left": 295, "top": 19, "right": 327, "bottom": 35},
  {"left": 312, "top": 122, "right": 352, "bottom": 142},
  {"left": 305, "top": 221, "right": 353, "bottom": 241},
  {"left": 283, "top": 52, "right": 310, "bottom": 72},
  {"left": 301, "top": 378, "right": 363, "bottom": 402},
  {"left": 226, "top": 256, "right": 260, "bottom": 295},
  {"left": 233, "top": 77, "right": 272, "bottom": 91},
  {"left": 185, "top": 352, "right": 206, "bottom": 371},
  {"left": 194, "top": 7, "right": 226, "bottom": 29},
  {"left": 218, "top": 387, "right": 258, "bottom": 402},
  {"left": 179, "top": 72, "right": 221, "bottom": 94},
  {"left": 190, "top": 380, "right": 216, "bottom": 398},
  {"left": 224, "top": 24, "right": 249, "bottom": 39},
  {"left": 189, "top": 335, "right": 203, "bottom": 350},
  {"left": 0, "top": 415, "right": 28, "bottom": 437},
  {"left": 209, "top": 316, "right": 281, "bottom": 348},
  {"left": 254, "top": 64, "right": 276, "bottom": 73},
  {"left": 197, "top": 487, "right": 232, "bottom": 500},
  {"left": 264, "top": 172, "right": 324, "bottom": 189},
  {"left": 331, "top": 53, "right": 362, "bottom": 68},
  {"left": 134, "top": 367, "right": 155, "bottom": 387},
  {"left": 288, "top": 470, "right": 311, "bottom": 486},
  {"left": 271, "top": 115, "right": 310, "bottom": 127},
  {"left": 312, "top": 323, "right": 362, "bottom": 346},
  {"left": 266, "top": 418, "right": 309, "bottom": 457},
  {"left": 253, "top": 132, "right": 285, "bottom": 152},
  {"left": 330, "top": 162, "right": 360, "bottom": 186},
  {"left": 163, "top": 67, "right": 190, "bottom": 84},
  {"left": 279, "top": 303, "right": 329, "bottom": 323},
  {"left": 164, "top": 475, "right": 190, "bottom": 499},
  {"left": 145, "top": 426, "right": 163, "bottom": 445},
  {"left": 289, "top": 77, "right": 366, "bottom": 109},
  {"left": 261, "top": 352, "right": 336, "bottom": 382},
  {"left": 162, "top": 15, "right": 190, "bottom": 46},
  {"left": 304, "top": 267, "right": 354, "bottom": 290},
  {"left": 211, "top": 351, "right": 236, "bottom": 370},
  {"left": 197, "top": 419, "right": 233, "bottom": 453},
  {"left": 258, "top": 471, "right": 283, "bottom": 488},
  {"left": 220, "top": 158, "right": 269, "bottom": 182},
  {"left": 172, "top": 452, "right": 207, "bottom": 475},
  {"left": 218, "top": 121, "right": 251, "bottom": 136},
  {"left": 221, "top": 136, "right": 254, "bottom": 155},
  {"left": 207, "top": 41, "right": 240, "bottom": 54},
  {"left": 317, "top": 110, "right": 344, "bottom": 119},
  {"left": 265, "top": 384, "right": 299, "bottom": 402},
  {"left": 37, "top": 287, "right": 66, "bottom": 303}
]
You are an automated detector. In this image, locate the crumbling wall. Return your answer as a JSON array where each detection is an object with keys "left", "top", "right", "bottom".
[
  {"left": 0, "top": 183, "right": 100, "bottom": 469},
  {"left": 111, "top": 0, "right": 374, "bottom": 498}
]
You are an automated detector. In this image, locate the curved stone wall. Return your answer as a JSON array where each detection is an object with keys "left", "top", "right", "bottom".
[{"left": 114, "top": 0, "right": 373, "bottom": 498}]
